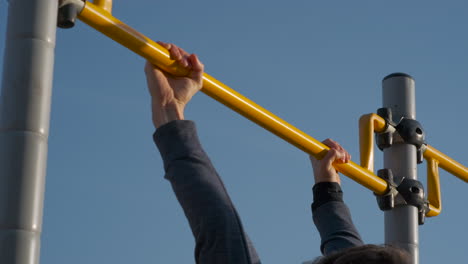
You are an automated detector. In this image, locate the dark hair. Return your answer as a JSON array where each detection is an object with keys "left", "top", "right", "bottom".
[{"left": 314, "top": 244, "right": 411, "bottom": 264}]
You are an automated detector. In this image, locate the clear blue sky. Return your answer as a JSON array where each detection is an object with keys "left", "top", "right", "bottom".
[{"left": 1, "top": 0, "right": 467, "bottom": 263}]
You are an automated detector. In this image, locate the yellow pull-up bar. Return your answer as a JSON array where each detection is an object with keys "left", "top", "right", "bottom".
[
  {"left": 76, "top": 1, "right": 467, "bottom": 216},
  {"left": 77, "top": 1, "right": 388, "bottom": 194}
]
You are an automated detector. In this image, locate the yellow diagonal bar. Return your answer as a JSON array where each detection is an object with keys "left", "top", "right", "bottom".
[
  {"left": 424, "top": 145, "right": 468, "bottom": 183},
  {"left": 77, "top": 1, "right": 388, "bottom": 194}
]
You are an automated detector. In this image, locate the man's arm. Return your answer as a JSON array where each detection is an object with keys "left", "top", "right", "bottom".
[
  {"left": 310, "top": 139, "right": 364, "bottom": 256},
  {"left": 145, "top": 42, "right": 260, "bottom": 264}
]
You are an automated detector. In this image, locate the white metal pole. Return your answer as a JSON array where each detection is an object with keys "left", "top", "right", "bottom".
[
  {"left": 0, "top": 0, "right": 58, "bottom": 263},
  {"left": 382, "top": 73, "right": 419, "bottom": 264}
]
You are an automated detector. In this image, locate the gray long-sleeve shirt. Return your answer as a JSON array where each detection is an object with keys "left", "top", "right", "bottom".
[
  {"left": 312, "top": 182, "right": 364, "bottom": 255},
  {"left": 154, "top": 120, "right": 363, "bottom": 263}
]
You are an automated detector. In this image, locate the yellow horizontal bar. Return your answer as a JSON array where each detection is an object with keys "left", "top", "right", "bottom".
[
  {"left": 424, "top": 145, "right": 468, "bottom": 183},
  {"left": 359, "top": 113, "right": 387, "bottom": 172},
  {"left": 93, "top": 0, "right": 112, "bottom": 13},
  {"left": 77, "top": 1, "right": 389, "bottom": 195}
]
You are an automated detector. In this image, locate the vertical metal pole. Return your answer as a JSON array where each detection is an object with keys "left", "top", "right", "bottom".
[
  {"left": 0, "top": 0, "right": 57, "bottom": 263},
  {"left": 382, "top": 73, "right": 419, "bottom": 264}
]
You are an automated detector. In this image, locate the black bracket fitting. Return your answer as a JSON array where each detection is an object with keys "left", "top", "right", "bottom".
[
  {"left": 375, "top": 169, "right": 398, "bottom": 211},
  {"left": 396, "top": 178, "right": 429, "bottom": 225},
  {"left": 375, "top": 108, "right": 426, "bottom": 163},
  {"left": 396, "top": 118, "right": 426, "bottom": 163},
  {"left": 375, "top": 169, "right": 429, "bottom": 225},
  {"left": 376, "top": 108, "right": 395, "bottom": 151},
  {"left": 58, "top": 0, "right": 85, "bottom": 29}
]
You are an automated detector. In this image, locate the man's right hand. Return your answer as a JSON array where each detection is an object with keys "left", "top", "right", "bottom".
[
  {"left": 144, "top": 42, "right": 204, "bottom": 129},
  {"left": 309, "top": 139, "right": 350, "bottom": 185}
]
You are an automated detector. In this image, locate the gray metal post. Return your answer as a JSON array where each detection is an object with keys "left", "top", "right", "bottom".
[
  {"left": 0, "top": 0, "right": 58, "bottom": 263},
  {"left": 382, "top": 73, "right": 419, "bottom": 264}
]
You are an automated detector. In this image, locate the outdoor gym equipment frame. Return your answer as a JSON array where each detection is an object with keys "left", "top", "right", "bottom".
[{"left": 1, "top": 0, "right": 467, "bottom": 263}]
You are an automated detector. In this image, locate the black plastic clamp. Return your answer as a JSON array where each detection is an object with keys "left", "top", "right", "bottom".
[
  {"left": 58, "top": 0, "right": 85, "bottom": 29},
  {"left": 375, "top": 108, "right": 426, "bottom": 163},
  {"left": 375, "top": 169, "right": 429, "bottom": 225},
  {"left": 396, "top": 178, "right": 429, "bottom": 225},
  {"left": 395, "top": 118, "right": 426, "bottom": 163},
  {"left": 375, "top": 169, "right": 398, "bottom": 211},
  {"left": 376, "top": 108, "right": 395, "bottom": 151}
]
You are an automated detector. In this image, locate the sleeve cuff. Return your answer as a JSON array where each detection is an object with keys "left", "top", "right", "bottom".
[
  {"left": 153, "top": 120, "right": 203, "bottom": 171},
  {"left": 312, "top": 182, "right": 344, "bottom": 211}
]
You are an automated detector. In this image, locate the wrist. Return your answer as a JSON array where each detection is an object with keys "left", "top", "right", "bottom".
[
  {"left": 312, "top": 182, "right": 343, "bottom": 211},
  {"left": 152, "top": 102, "right": 185, "bottom": 128},
  {"left": 313, "top": 168, "right": 341, "bottom": 184}
]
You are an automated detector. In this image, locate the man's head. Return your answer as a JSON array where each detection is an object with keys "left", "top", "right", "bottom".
[{"left": 314, "top": 244, "right": 411, "bottom": 264}]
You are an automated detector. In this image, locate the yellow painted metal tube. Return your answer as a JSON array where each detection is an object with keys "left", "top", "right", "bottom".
[
  {"left": 77, "top": 1, "right": 389, "bottom": 194},
  {"left": 426, "top": 158, "right": 441, "bottom": 217},
  {"left": 359, "top": 113, "right": 387, "bottom": 172},
  {"left": 424, "top": 145, "right": 468, "bottom": 183},
  {"left": 93, "top": 0, "right": 112, "bottom": 13}
]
